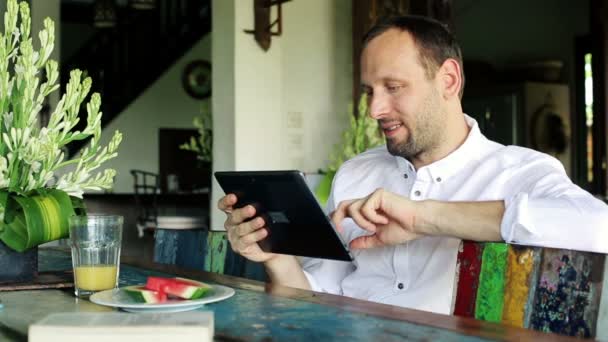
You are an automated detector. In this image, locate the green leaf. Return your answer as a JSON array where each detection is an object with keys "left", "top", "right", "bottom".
[
  {"left": 314, "top": 171, "right": 336, "bottom": 206},
  {"left": 0, "top": 189, "right": 81, "bottom": 252}
]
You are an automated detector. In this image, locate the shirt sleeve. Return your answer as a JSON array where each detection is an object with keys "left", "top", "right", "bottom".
[
  {"left": 301, "top": 257, "right": 355, "bottom": 294},
  {"left": 300, "top": 178, "right": 356, "bottom": 294},
  {"left": 500, "top": 154, "right": 608, "bottom": 253}
]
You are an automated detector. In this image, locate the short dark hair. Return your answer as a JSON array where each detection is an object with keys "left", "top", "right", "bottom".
[{"left": 362, "top": 15, "right": 465, "bottom": 98}]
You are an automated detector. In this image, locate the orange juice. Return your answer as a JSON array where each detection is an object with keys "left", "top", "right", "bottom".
[{"left": 74, "top": 265, "right": 118, "bottom": 291}]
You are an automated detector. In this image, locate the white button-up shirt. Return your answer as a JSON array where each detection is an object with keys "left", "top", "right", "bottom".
[{"left": 301, "top": 115, "right": 608, "bottom": 315}]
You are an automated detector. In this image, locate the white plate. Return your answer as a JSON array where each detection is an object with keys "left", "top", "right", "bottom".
[{"left": 89, "top": 284, "right": 235, "bottom": 313}]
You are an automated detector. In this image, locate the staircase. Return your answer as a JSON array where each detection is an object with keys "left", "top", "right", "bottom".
[{"left": 61, "top": 0, "right": 211, "bottom": 156}]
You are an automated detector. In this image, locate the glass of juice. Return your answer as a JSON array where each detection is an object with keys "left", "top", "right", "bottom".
[{"left": 69, "top": 215, "right": 123, "bottom": 298}]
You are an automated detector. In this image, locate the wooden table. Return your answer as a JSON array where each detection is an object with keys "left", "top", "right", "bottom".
[{"left": 0, "top": 249, "right": 590, "bottom": 341}]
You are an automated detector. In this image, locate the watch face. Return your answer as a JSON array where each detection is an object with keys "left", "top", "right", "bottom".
[{"left": 182, "top": 60, "right": 211, "bottom": 99}]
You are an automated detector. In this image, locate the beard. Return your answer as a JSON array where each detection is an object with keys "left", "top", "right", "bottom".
[{"left": 385, "top": 88, "right": 445, "bottom": 160}]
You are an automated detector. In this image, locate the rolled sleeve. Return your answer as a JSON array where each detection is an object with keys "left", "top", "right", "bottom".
[
  {"left": 501, "top": 192, "right": 536, "bottom": 244},
  {"left": 299, "top": 257, "right": 354, "bottom": 295},
  {"left": 302, "top": 269, "right": 324, "bottom": 293},
  {"left": 501, "top": 192, "right": 608, "bottom": 253}
]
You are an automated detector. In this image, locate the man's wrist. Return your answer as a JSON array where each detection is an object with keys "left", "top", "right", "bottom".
[
  {"left": 414, "top": 200, "right": 441, "bottom": 236},
  {"left": 413, "top": 200, "right": 504, "bottom": 241},
  {"left": 264, "top": 255, "right": 297, "bottom": 279},
  {"left": 264, "top": 254, "right": 311, "bottom": 290}
]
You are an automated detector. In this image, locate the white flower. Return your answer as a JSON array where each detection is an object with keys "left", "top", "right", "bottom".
[{"left": 0, "top": 0, "right": 121, "bottom": 196}]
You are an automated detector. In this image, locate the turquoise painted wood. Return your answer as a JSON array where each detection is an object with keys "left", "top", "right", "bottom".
[
  {"left": 154, "top": 229, "right": 267, "bottom": 281},
  {"left": 154, "top": 230, "right": 608, "bottom": 339},
  {"left": 204, "top": 231, "right": 227, "bottom": 274},
  {"left": 34, "top": 249, "right": 492, "bottom": 342},
  {"left": 153, "top": 228, "right": 208, "bottom": 270}
]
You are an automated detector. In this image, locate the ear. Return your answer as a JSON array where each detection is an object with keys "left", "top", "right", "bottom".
[{"left": 437, "top": 59, "right": 462, "bottom": 99}]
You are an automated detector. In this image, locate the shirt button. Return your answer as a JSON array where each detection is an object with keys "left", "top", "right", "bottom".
[
  {"left": 414, "top": 190, "right": 421, "bottom": 196},
  {"left": 397, "top": 283, "right": 404, "bottom": 290},
  {"left": 436, "top": 177, "right": 442, "bottom": 182},
  {"left": 403, "top": 173, "right": 408, "bottom": 179}
]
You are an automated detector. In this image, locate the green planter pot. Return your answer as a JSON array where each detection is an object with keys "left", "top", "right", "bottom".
[{"left": 0, "top": 240, "right": 37, "bottom": 283}]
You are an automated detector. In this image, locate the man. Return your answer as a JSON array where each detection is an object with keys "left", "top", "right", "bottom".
[{"left": 218, "top": 16, "right": 608, "bottom": 314}]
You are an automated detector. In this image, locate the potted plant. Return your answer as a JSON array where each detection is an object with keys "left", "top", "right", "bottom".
[
  {"left": 180, "top": 101, "right": 212, "bottom": 190},
  {"left": 315, "top": 95, "right": 383, "bottom": 205},
  {"left": 0, "top": 0, "right": 122, "bottom": 282}
]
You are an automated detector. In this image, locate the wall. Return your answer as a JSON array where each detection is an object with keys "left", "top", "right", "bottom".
[
  {"left": 31, "top": 0, "right": 61, "bottom": 113},
  {"left": 210, "top": 0, "right": 353, "bottom": 229},
  {"left": 455, "top": 0, "right": 588, "bottom": 76},
  {"left": 281, "top": 0, "right": 353, "bottom": 172},
  {"left": 455, "top": 0, "right": 589, "bottom": 185},
  {"left": 97, "top": 35, "right": 212, "bottom": 193}
]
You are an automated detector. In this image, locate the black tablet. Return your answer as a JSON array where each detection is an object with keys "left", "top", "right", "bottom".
[{"left": 214, "top": 170, "right": 353, "bottom": 261}]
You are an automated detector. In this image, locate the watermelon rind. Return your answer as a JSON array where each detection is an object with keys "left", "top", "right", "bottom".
[
  {"left": 180, "top": 283, "right": 212, "bottom": 300},
  {"left": 124, "top": 285, "right": 165, "bottom": 303},
  {"left": 173, "top": 277, "right": 212, "bottom": 299}
]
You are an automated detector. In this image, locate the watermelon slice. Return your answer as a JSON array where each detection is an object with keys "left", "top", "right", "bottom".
[
  {"left": 145, "top": 277, "right": 212, "bottom": 300},
  {"left": 123, "top": 285, "right": 167, "bottom": 303}
]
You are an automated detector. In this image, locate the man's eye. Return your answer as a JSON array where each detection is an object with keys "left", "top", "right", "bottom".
[{"left": 387, "top": 85, "right": 402, "bottom": 93}]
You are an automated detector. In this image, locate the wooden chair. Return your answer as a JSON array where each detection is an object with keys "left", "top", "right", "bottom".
[
  {"left": 130, "top": 169, "right": 160, "bottom": 238},
  {"left": 154, "top": 230, "right": 267, "bottom": 282},
  {"left": 453, "top": 241, "right": 607, "bottom": 339}
]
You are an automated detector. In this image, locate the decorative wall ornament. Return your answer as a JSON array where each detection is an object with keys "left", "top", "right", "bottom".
[
  {"left": 530, "top": 93, "right": 569, "bottom": 158},
  {"left": 244, "top": 0, "right": 292, "bottom": 51},
  {"left": 182, "top": 60, "right": 212, "bottom": 99}
]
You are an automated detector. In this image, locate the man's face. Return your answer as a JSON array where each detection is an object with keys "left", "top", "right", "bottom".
[{"left": 360, "top": 29, "right": 446, "bottom": 160}]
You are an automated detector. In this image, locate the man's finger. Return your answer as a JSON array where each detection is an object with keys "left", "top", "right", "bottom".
[
  {"left": 218, "top": 194, "right": 238, "bottom": 211},
  {"left": 331, "top": 200, "right": 355, "bottom": 231},
  {"left": 349, "top": 234, "right": 385, "bottom": 249},
  {"left": 360, "top": 193, "right": 389, "bottom": 225},
  {"left": 227, "top": 205, "right": 256, "bottom": 226},
  {"left": 240, "top": 228, "right": 268, "bottom": 246},
  {"left": 224, "top": 217, "right": 234, "bottom": 231},
  {"left": 235, "top": 216, "right": 265, "bottom": 237},
  {"left": 347, "top": 201, "right": 377, "bottom": 232}
]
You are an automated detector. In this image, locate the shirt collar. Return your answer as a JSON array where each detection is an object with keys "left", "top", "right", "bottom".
[{"left": 394, "top": 114, "right": 486, "bottom": 183}]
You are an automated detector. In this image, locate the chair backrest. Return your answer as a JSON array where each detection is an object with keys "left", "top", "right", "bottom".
[
  {"left": 453, "top": 241, "right": 607, "bottom": 339},
  {"left": 130, "top": 169, "right": 160, "bottom": 229}
]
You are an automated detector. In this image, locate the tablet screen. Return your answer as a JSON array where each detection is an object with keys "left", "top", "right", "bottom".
[{"left": 215, "top": 170, "right": 353, "bottom": 261}]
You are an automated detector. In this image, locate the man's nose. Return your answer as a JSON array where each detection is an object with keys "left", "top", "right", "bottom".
[{"left": 368, "top": 93, "right": 390, "bottom": 119}]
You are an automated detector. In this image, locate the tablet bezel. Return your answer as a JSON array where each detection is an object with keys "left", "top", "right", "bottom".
[{"left": 214, "top": 170, "right": 353, "bottom": 261}]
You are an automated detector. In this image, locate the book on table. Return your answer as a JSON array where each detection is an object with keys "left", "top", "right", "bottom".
[{"left": 28, "top": 311, "right": 213, "bottom": 342}]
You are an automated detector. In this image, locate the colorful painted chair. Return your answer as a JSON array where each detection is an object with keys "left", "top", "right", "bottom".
[{"left": 453, "top": 241, "right": 607, "bottom": 339}]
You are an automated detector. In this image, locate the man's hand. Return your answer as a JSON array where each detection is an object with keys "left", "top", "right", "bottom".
[
  {"left": 218, "top": 193, "right": 312, "bottom": 290},
  {"left": 331, "top": 188, "right": 422, "bottom": 249},
  {"left": 218, "top": 194, "right": 276, "bottom": 263},
  {"left": 331, "top": 188, "right": 504, "bottom": 249}
]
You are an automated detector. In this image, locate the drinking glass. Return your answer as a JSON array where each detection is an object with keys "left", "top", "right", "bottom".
[{"left": 69, "top": 215, "right": 123, "bottom": 298}]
